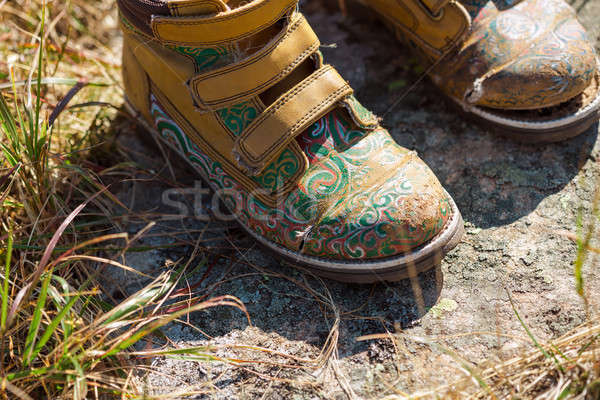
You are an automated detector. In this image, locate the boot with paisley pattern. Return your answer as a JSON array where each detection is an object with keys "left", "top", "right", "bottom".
[
  {"left": 360, "top": 0, "right": 600, "bottom": 142},
  {"left": 118, "top": 0, "right": 464, "bottom": 283}
]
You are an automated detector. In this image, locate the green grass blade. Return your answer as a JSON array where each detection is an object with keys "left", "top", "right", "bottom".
[
  {"left": 67, "top": 355, "right": 87, "bottom": 400},
  {"left": 557, "top": 384, "right": 572, "bottom": 400},
  {"left": 0, "top": 92, "right": 20, "bottom": 161},
  {"left": 0, "top": 92, "right": 17, "bottom": 136},
  {"left": 141, "top": 346, "right": 214, "bottom": 356},
  {"left": 47, "top": 276, "right": 73, "bottom": 346},
  {"left": 5, "top": 366, "right": 50, "bottom": 382},
  {"left": 24, "top": 271, "right": 52, "bottom": 366},
  {"left": 29, "top": 280, "right": 89, "bottom": 363},
  {"left": 23, "top": 268, "right": 53, "bottom": 366},
  {"left": 574, "top": 209, "right": 586, "bottom": 297},
  {"left": 1, "top": 229, "right": 12, "bottom": 331},
  {"left": 0, "top": 143, "right": 19, "bottom": 167},
  {"left": 99, "top": 273, "right": 174, "bottom": 326},
  {"left": 24, "top": 107, "right": 35, "bottom": 162},
  {"left": 165, "top": 354, "right": 222, "bottom": 363},
  {"left": 578, "top": 332, "right": 600, "bottom": 356},
  {"left": 11, "top": 68, "right": 26, "bottom": 154},
  {"left": 49, "top": 275, "right": 70, "bottom": 305}
]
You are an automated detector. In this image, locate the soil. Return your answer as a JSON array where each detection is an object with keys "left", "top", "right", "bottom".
[{"left": 105, "top": 0, "right": 600, "bottom": 397}]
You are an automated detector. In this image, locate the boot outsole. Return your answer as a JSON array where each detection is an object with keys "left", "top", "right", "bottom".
[{"left": 449, "top": 74, "right": 600, "bottom": 143}]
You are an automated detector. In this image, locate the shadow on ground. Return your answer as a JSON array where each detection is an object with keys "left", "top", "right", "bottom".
[{"left": 108, "top": 113, "right": 444, "bottom": 359}]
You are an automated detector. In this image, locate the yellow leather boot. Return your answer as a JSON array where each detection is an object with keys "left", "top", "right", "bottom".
[
  {"left": 360, "top": 0, "right": 600, "bottom": 142},
  {"left": 118, "top": 0, "right": 464, "bottom": 283}
]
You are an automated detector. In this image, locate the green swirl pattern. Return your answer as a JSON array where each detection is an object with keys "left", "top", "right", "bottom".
[
  {"left": 173, "top": 45, "right": 304, "bottom": 197},
  {"left": 216, "top": 101, "right": 258, "bottom": 136},
  {"left": 252, "top": 148, "right": 301, "bottom": 194},
  {"left": 171, "top": 45, "right": 231, "bottom": 72}
]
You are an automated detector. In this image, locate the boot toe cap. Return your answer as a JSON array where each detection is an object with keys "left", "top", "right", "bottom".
[
  {"left": 443, "top": 0, "right": 598, "bottom": 110},
  {"left": 473, "top": 18, "right": 597, "bottom": 109},
  {"left": 301, "top": 154, "right": 452, "bottom": 261}
]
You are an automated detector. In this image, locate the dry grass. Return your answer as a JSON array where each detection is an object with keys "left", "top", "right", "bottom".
[
  {"left": 1, "top": 0, "right": 599, "bottom": 399},
  {"left": 0, "top": 1, "right": 249, "bottom": 398}
]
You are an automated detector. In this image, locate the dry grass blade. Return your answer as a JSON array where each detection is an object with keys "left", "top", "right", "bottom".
[
  {"left": 48, "top": 79, "right": 89, "bottom": 127},
  {"left": 100, "top": 295, "right": 249, "bottom": 361},
  {"left": 0, "top": 77, "right": 108, "bottom": 91},
  {"left": 10, "top": 190, "right": 104, "bottom": 329},
  {"left": 5, "top": 281, "right": 32, "bottom": 330},
  {"left": 507, "top": 289, "right": 566, "bottom": 373},
  {"left": 0, "top": 379, "right": 35, "bottom": 400}
]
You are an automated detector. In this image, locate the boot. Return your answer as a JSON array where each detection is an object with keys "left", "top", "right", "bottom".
[
  {"left": 118, "top": 0, "right": 464, "bottom": 283},
  {"left": 360, "top": 0, "right": 600, "bottom": 141}
]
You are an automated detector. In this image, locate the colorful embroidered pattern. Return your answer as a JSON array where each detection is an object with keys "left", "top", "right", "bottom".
[
  {"left": 216, "top": 101, "right": 259, "bottom": 137},
  {"left": 171, "top": 44, "right": 307, "bottom": 197},
  {"left": 150, "top": 95, "right": 451, "bottom": 260},
  {"left": 252, "top": 147, "right": 302, "bottom": 195},
  {"left": 170, "top": 45, "right": 231, "bottom": 72},
  {"left": 298, "top": 108, "right": 369, "bottom": 163}
]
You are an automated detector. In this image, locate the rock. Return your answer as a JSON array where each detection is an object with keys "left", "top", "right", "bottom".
[{"left": 108, "top": 2, "right": 600, "bottom": 397}]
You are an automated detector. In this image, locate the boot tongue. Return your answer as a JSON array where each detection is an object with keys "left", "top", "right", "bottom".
[
  {"left": 118, "top": 0, "right": 169, "bottom": 35},
  {"left": 118, "top": 0, "right": 230, "bottom": 35},
  {"left": 168, "top": 0, "right": 230, "bottom": 15},
  {"left": 459, "top": 0, "right": 525, "bottom": 18}
]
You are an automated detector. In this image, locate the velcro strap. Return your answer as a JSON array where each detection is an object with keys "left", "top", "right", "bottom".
[
  {"left": 420, "top": 0, "right": 449, "bottom": 15},
  {"left": 189, "top": 14, "right": 319, "bottom": 110},
  {"left": 233, "top": 65, "right": 352, "bottom": 175},
  {"left": 152, "top": 0, "right": 297, "bottom": 45}
]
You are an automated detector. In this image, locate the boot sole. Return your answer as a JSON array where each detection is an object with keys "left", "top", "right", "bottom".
[
  {"left": 449, "top": 72, "right": 600, "bottom": 143},
  {"left": 124, "top": 99, "right": 464, "bottom": 283}
]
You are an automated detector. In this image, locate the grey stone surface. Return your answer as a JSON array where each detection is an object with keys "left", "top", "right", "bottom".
[{"left": 109, "top": 1, "right": 600, "bottom": 397}]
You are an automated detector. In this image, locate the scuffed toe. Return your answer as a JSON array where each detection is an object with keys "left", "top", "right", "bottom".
[
  {"left": 441, "top": 0, "right": 598, "bottom": 110},
  {"left": 300, "top": 150, "right": 452, "bottom": 261}
]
